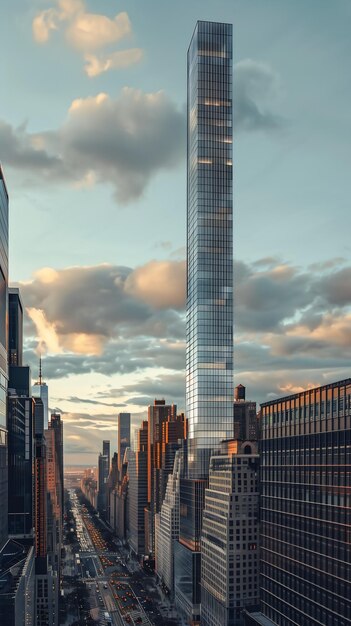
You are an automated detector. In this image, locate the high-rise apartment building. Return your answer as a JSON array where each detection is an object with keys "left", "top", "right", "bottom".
[
  {"left": 0, "top": 166, "right": 9, "bottom": 548},
  {"left": 175, "top": 21, "right": 233, "bottom": 624},
  {"left": 246, "top": 379, "right": 351, "bottom": 626},
  {"left": 201, "top": 440, "right": 260, "bottom": 626},
  {"left": 117, "top": 413, "right": 131, "bottom": 473},
  {"left": 186, "top": 20, "right": 233, "bottom": 480}
]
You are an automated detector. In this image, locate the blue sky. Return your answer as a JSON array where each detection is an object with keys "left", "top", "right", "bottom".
[{"left": 1, "top": 0, "right": 351, "bottom": 463}]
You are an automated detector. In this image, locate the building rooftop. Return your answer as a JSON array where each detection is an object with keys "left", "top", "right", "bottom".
[{"left": 0, "top": 540, "right": 32, "bottom": 597}]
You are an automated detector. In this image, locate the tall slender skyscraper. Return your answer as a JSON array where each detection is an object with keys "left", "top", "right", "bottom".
[
  {"left": 175, "top": 22, "right": 233, "bottom": 623},
  {"left": 117, "top": 413, "right": 131, "bottom": 473},
  {"left": 103, "top": 439, "right": 110, "bottom": 470},
  {"left": 32, "top": 358, "right": 49, "bottom": 431},
  {"left": 186, "top": 21, "right": 233, "bottom": 480},
  {"left": 0, "top": 165, "right": 9, "bottom": 548}
]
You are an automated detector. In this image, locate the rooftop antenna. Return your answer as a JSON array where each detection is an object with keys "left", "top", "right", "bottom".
[{"left": 39, "top": 355, "right": 42, "bottom": 385}]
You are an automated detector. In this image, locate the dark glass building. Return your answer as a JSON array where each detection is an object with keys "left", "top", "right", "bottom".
[
  {"left": 0, "top": 165, "right": 9, "bottom": 547},
  {"left": 103, "top": 439, "right": 110, "bottom": 469},
  {"left": 186, "top": 20, "right": 233, "bottom": 480},
  {"left": 175, "top": 477, "right": 206, "bottom": 622},
  {"left": 8, "top": 288, "right": 23, "bottom": 367},
  {"left": 97, "top": 452, "right": 109, "bottom": 518},
  {"left": 248, "top": 379, "right": 351, "bottom": 626},
  {"left": 117, "top": 413, "right": 131, "bottom": 473},
  {"left": 7, "top": 392, "right": 34, "bottom": 537}
]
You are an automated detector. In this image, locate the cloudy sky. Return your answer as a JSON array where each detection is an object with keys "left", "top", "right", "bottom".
[{"left": 2, "top": 0, "right": 351, "bottom": 464}]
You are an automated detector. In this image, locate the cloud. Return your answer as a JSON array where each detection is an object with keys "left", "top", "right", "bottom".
[
  {"left": 66, "top": 10, "right": 131, "bottom": 52},
  {"left": 54, "top": 395, "right": 126, "bottom": 408},
  {"left": 235, "top": 59, "right": 284, "bottom": 131},
  {"left": 32, "top": 1, "right": 142, "bottom": 76},
  {"left": 0, "top": 120, "right": 66, "bottom": 177},
  {"left": 0, "top": 56, "right": 285, "bottom": 201},
  {"left": 17, "top": 255, "right": 351, "bottom": 407},
  {"left": 125, "top": 260, "right": 186, "bottom": 310},
  {"left": 84, "top": 48, "right": 143, "bottom": 77},
  {"left": 0, "top": 89, "right": 185, "bottom": 203}
]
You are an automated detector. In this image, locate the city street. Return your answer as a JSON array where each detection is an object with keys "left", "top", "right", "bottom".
[{"left": 64, "top": 490, "right": 173, "bottom": 626}]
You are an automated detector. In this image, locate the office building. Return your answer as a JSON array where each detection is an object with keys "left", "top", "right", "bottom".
[
  {"left": 155, "top": 448, "right": 183, "bottom": 596},
  {"left": 103, "top": 439, "right": 110, "bottom": 470},
  {"left": 8, "top": 288, "right": 23, "bottom": 367},
  {"left": 7, "top": 392, "right": 35, "bottom": 537},
  {"left": 146, "top": 400, "right": 187, "bottom": 557},
  {"left": 128, "top": 420, "right": 148, "bottom": 557},
  {"left": 246, "top": 379, "right": 351, "bottom": 626},
  {"left": 0, "top": 165, "right": 8, "bottom": 548},
  {"left": 49, "top": 412, "right": 64, "bottom": 523},
  {"left": 201, "top": 440, "right": 259, "bottom": 626},
  {"left": 174, "top": 476, "right": 206, "bottom": 623},
  {"left": 32, "top": 359, "right": 49, "bottom": 431},
  {"left": 117, "top": 413, "right": 131, "bottom": 473},
  {"left": 106, "top": 452, "right": 118, "bottom": 526},
  {"left": 97, "top": 452, "right": 109, "bottom": 518},
  {"left": 80, "top": 470, "right": 97, "bottom": 509},
  {"left": 34, "top": 431, "right": 47, "bottom": 564}
]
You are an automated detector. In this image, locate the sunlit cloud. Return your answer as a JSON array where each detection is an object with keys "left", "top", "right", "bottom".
[
  {"left": 84, "top": 48, "right": 144, "bottom": 77},
  {"left": 32, "top": 1, "right": 143, "bottom": 76},
  {"left": 27, "top": 307, "right": 63, "bottom": 354}
]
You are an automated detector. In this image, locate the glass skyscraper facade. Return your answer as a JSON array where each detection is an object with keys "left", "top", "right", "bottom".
[
  {"left": 251, "top": 379, "right": 351, "bottom": 626},
  {"left": 0, "top": 166, "right": 8, "bottom": 547},
  {"left": 8, "top": 288, "right": 23, "bottom": 367},
  {"left": 186, "top": 21, "right": 233, "bottom": 479},
  {"left": 117, "top": 412, "right": 131, "bottom": 473}
]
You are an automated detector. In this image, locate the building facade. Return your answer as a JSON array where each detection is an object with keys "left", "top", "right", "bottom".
[
  {"left": 117, "top": 413, "right": 131, "bottom": 473},
  {"left": 128, "top": 421, "right": 148, "bottom": 556},
  {"left": 175, "top": 21, "right": 233, "bottom": 623},
  {"left": 0, "top": 165, "right": 8, "bottom": 547},
  {"left": 247, "top": 379, "right": 351, "bottom": 626},
  {"left": 146, "top": 399, "right": 174, "bottom": 555},
  {"left": 32, "top": 359, "right": 49, "bottom": 431},
  {"left": 186, "top": 20, "right": 233, "bottom": 480},
  {"left": 201, "top": 441, "right": 260, "bottom": 626},
  {"left": 97, "top": 452, "right": 109, "bottom": 519},
  {"left": 7, "top": 392, "right": 35, "bottom": 537},
  {"left": 8, "top": 288, "right": 23, "bottom": 367},
  {"left": 155, "top": 448, "right": 183, "bottom": 596}
]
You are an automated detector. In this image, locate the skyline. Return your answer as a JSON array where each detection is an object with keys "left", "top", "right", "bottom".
[{"left": 1, "top": 0, "right": 351, "bottom": 463}]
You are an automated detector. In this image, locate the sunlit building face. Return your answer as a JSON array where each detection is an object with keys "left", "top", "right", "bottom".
[{"left": 186, "top": 21, "right": 233, "bottom": 479}]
